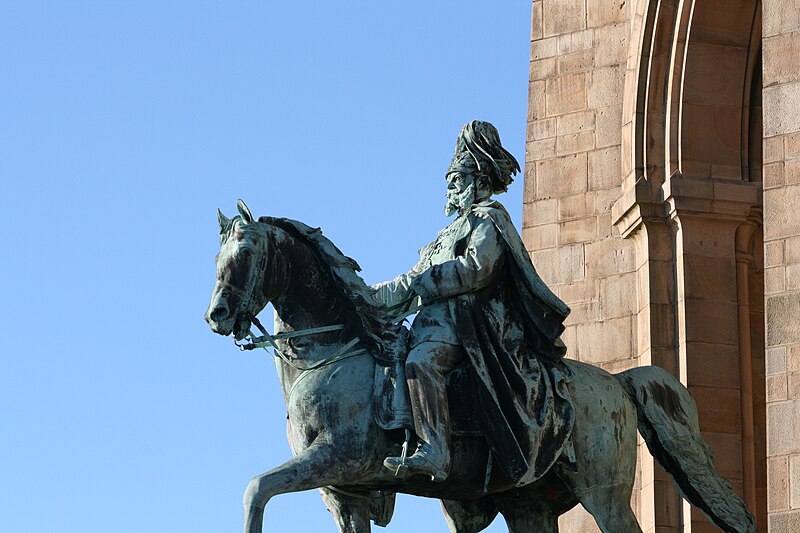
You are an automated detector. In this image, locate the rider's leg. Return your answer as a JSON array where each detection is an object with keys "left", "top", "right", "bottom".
[{"left": 387, "top": 341, "right": 464, "bottom": 479}]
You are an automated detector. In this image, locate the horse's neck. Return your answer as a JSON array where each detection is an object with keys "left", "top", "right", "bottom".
[{"left": 269, "top": 227, "right": 346, "bottom": 335}]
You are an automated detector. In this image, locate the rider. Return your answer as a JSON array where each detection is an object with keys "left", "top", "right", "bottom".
[{"left": 374, "top": 121, "right": 574, "bottom": 484}]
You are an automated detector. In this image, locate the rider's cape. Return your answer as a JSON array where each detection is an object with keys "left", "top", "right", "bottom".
[{"left": 453, "top": 201, "right": 575, "bottom": 486}]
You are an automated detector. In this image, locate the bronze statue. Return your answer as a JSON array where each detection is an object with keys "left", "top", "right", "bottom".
[
  {"left": 205, "top": 122, "right": 755, "bottom": 533},
  {"left": 375, "top": 121, "right": 573, "bottom": 485}
]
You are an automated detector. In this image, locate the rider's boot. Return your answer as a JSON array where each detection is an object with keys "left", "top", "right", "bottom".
[{"left": 384, "top": 345, "right": 453, "bottom": 481}]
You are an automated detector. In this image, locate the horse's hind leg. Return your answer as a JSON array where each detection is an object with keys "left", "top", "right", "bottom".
[
  {"left": 577, "top": 485, "right": 641, "bottom": 533},
  {"left": 440, "top": 497, "right": 498, "bottom": 532},
  {"left": 319, "top": 488, "right": 371, "bottom": 533}
]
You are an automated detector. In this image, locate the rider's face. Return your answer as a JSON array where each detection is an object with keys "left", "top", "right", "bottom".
[{"left": 446, "top": 171, "right": 473, "bottom": 194}]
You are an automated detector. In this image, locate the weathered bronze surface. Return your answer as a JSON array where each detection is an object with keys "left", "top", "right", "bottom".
[{"left": 205, "top": 122, "right": 755, "bottom": 533}]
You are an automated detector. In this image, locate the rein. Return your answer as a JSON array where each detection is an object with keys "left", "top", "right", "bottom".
[{"left": 236, "top": 315, "right": 368, "bottom": 373}]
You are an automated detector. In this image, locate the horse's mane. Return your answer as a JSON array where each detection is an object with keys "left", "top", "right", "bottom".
[{"left": 258, "top": 216, "right": 393, "bottom": 355}]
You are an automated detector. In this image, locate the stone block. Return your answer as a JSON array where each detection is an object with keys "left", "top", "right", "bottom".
[
  {"left": 559, "top": 279, "right": 598, "bottom": 303},
  {"left": 594, "top": 22, "right": 629, "bottom": 68},
  {"left": 559, "top": 216, "right": 596, "bottom": 244},
  {"left": 764, "top": 162, "right": 785, "bottom": 189},
  {"left": 790, "top": 487, "right": 800, "bottom": 521},
  {"left": 692, "top": 0, "right": 762, "bottom": 46},
  {"left": 588, "top": 65, "right": 625, "bottom": 108},
  {"left": 557, "top": 131, "right": 595, "bottom": 155},
  {"left": 765, "top": 239, "right": 785, "bottom": 268},
  {"left": 528, "top": 80, "right": 546, "bottom": 121},
  {"left": 531, "top": 242, "right": 585, "bottom": 284},
  {"left": 546, "top": 72, "right": 588, "bottom": 116},
  {"left": 528, "top": 117, "right": 557, "bottom": 142},
  {"left": 702, "top": 431, "right": 743, "bottom": 478},
  {"left": 535, "top": 152, "right": 588, "bottom": 198},
  {"left": 786, "top": 236, "right": 800, "bottom": 264},
  {"left": 768, "top": 293, "right": 800, "bottom": 345},
  {"left": 523, "top": 164, "right": 537, "bottom": 203},
  {"left": 526, "top": 137, "right": 557, "bottom": 161},
  {"left": 531, "top": 36, "right": 559, "bottom": 60},
  {"left": 530, "top": 57, "right": 558, "bottom": 81},
  {"left": 587, "top": 0, "right": 628, "bottom": 27},
  {"left": 690, "top": 386, "right": 741, "bottom": 434},
  {"left": 684, "top": 299, "right": 739, "bottom": 345},
  {"left": 768, "top": 374, "right": 789, "bottom": 402},
  {"left": 571, "top": 29, "right": 594, "bottom": 51},
  {"left": 523, "top": 223, "right": 557, "bottom": 250},
  {"left": 768, "top": 346, "right": 789, "bottom": 376},
  {"left": 682, "top": 255, "right": 738, "bottom": 302},
  {"left": 685, "top": 343, "right": 741, "bottom": 390},
  {"left": 767, "top": 400, "right": 800, "bottom": 456},
  {"left": 786, "top": 132, "right": 800, "bottom": 157},
  {"left": 596, "top": 105, "right": 622, "bottom": 148},
  {"left": 558, "top": 192, "right": 597, "bottom": 220},
  {"left": 764, "top": 135, "right": 785, "bottom": 164},
  {"left": 558, "top": 34, "right": 572, "bottom": 54},
  {"left": 681, "top": 103, "right": 742, "bottom": 168},
  {"left": 684, "top": 43, "right": 748, "bottom": 107},
  {"left": 787, "top": 264, "right": 800, "bottom": 290},
  {"left": 588, "top": 146, "right": 622, "bottom": 190},
  {"left": 523, "top": 198, "right": 557, "bottom": 228},
  {"left": 789, "top": 343, "right": 800, "bottom": 371},
  {"left": 599, "top": 271, "right": 637, "bottom": 319},
  {"left": 557, "top": 110, "right": 596, "bottom": 136},
  {"left": 542, "top": 0, "right": 586, "bottom": 37},
  {"left": 769, "top": 455, "right": 790, "bottom": 511},
  {"left": 566, "top": 300, "right": 600, "bottom": 324},
  {"left": 765, "top": 81, "right": 800, "bottom": 137},
  {"left": 558, "top": 49, "right": 594, "bottom": 74},
  {"left": 769, "top": 510, "right": 800, "bottom": 532},
  {"left": 789, "top": 371, "right": 800, "bottom": 400},
  {"left": 786, "top": 158, "right": 800, "bottom": 185},
  {"left": 585, "top": 237, "right": 636, "bottom": 277},
  {"left": 765, "top": 266, "right": 787, "bottom": 295},
  {"left": 531, "top": 1, "right": 543, "bottom": 41},
  {"left": 764, "top": 33, "right": 800, "bottom": 86},
  {"left": 576, "top": 316, "right": 633, "bottom": 362},
  {"left": 763, "top": 0, "right": 800, "bottom": 37}
]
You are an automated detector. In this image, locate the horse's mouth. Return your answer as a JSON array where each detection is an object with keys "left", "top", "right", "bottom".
[{"left": 233, "top": 316, "right": 252, "bottom": 341}]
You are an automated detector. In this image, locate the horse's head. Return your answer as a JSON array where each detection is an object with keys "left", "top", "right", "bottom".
[{"left": 205, "top": 199, "right": 271, "bottom": 340}]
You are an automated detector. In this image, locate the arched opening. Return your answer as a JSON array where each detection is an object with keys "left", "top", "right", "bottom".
[{"left": 614, "top": 0, "right": 765, "bottom": 529}]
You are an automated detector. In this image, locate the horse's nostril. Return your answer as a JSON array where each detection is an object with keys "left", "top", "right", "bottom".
[{"left": 210, "top": 306, "right": 229, "bottom": 323}]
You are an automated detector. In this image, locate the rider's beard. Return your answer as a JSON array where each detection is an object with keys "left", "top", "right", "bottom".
[{"left": 444, "top": 183, "right": 476, "bottom": 217}]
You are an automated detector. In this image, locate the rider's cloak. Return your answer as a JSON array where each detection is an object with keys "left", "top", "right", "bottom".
[{"left": 375, "top": 199, "right": 576, "bottom": 485}]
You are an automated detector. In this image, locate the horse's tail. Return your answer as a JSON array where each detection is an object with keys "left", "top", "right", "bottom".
[{"left": 616, "top": 366, "right": 755, "bottom": 533}]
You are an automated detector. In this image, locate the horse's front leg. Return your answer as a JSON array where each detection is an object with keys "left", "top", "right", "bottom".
[{"left": 243, "top": 442, "right": 358, "bottom": 533}]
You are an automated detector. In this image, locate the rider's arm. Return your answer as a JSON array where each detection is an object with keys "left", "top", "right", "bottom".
[{"left": 411, "top": 215, "right": 503, "bottom": 301}]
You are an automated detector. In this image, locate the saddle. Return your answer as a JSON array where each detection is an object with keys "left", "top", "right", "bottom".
[{"left": 371, "top": 326, "right": 481, "bottom": 436}]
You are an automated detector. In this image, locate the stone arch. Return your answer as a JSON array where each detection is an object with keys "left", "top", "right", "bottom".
[{"left": 613, "top": 0, "right": 765, "bottom": 530}]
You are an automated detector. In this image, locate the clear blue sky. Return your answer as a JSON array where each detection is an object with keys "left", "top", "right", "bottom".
[{"left": 0, "top": 2, "right": 531, "bottom": 531}]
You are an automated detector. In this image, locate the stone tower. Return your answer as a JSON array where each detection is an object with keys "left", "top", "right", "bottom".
[{"left": 523, "top": 0, "right": 800, "bottom": 531}]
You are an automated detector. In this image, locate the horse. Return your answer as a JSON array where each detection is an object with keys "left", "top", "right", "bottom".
[{"left": 205, "top": 200, "right": 755, "bottom": 533}]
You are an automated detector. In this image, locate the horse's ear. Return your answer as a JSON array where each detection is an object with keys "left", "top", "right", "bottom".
[
  {"left": 237, "top": 199, "right": 254, "bottom": 224},
  {"left": 217, "top": 208, "right": 230, "bottom": 230}
]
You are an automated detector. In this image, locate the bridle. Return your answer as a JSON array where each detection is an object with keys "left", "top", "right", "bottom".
[{"left": 222, "top": 220, "right": 369, "bottom": 374}]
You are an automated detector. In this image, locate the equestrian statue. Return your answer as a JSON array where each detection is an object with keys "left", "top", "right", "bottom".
[{"left": 205, "top": 121, "right": 755, "bottom": 533}]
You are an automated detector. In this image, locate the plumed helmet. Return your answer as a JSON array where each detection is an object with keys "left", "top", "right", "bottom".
[{"left": 447, "top": 120, "right": 521, "bottom": 194}]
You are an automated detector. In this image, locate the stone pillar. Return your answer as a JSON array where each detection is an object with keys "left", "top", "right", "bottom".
[{"left": 762, "top": 1, "right": 800, "bottom": 529}]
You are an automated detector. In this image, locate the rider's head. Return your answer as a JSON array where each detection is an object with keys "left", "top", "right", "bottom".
[{"left": 444, "top": 121, "right": 520, "bottom": 216}]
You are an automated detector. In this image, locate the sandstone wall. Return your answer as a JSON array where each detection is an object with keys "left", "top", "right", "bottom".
[
  {"left": 762, "top": 1, "right": 800, "bottom": 530},
  {"left": 524, "top": 0, "right": 772, "bottom": 531}
]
